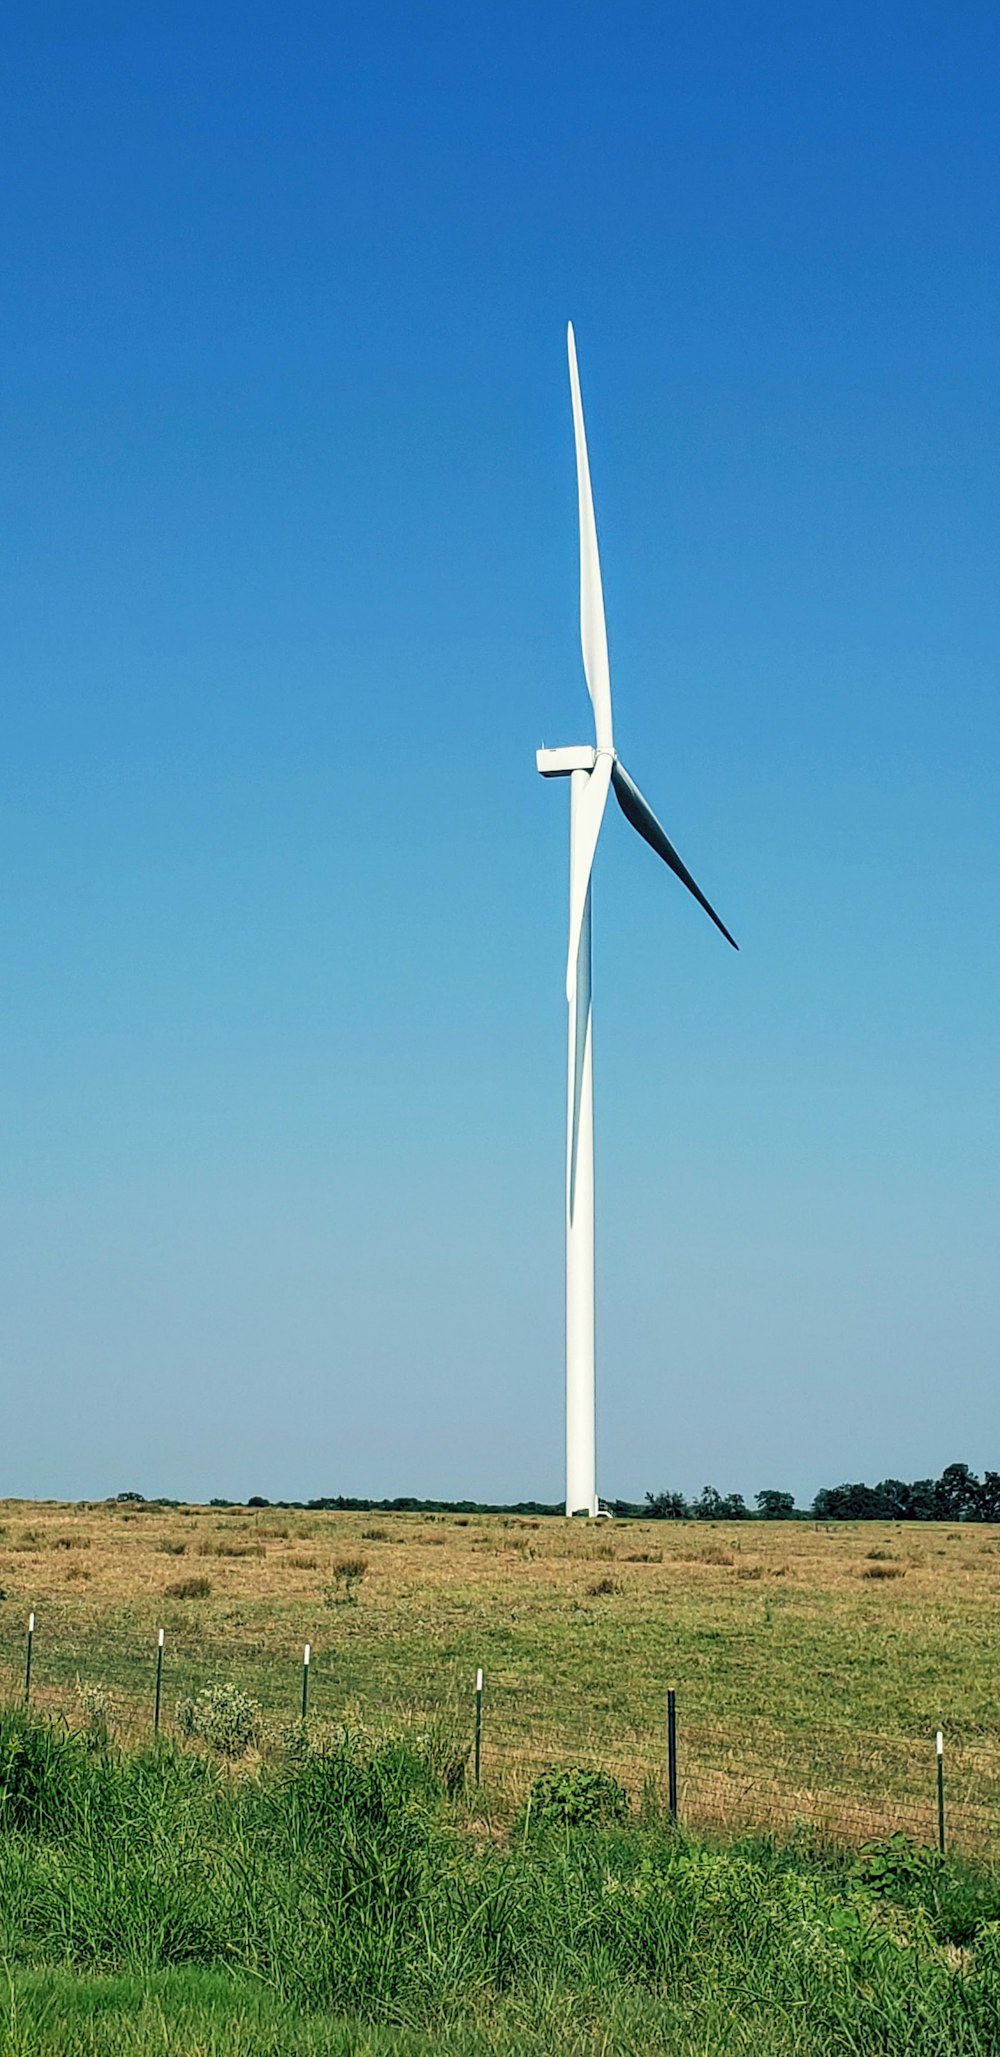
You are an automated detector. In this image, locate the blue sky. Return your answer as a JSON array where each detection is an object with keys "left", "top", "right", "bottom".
[{"left": 2, "top": 3, "right": 998, "bottom": 1505}]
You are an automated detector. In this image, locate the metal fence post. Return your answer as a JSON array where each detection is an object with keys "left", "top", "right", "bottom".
[
  {"left": 24, "top": 1612, "right": 35, "bottom": 1706},
  {"left": 667, "top": 1688, "right": 678, "bottom": 1824},
  {"left": 936, "top": 1728, "right": 945, "bottom": 1855},
  {"left": 474, "top": 1667, "right": 483, "bottom": 1786},
  {"left": 302, "top": 1643, "right": 311, "bottom": 1721},
  {"left": 154, "top": 1627, "right": 164, "bottom": 1734}
]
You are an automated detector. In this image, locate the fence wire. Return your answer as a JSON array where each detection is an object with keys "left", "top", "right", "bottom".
[{"left": 1, "top": 1609, "right": 996, "bottom": 1858}]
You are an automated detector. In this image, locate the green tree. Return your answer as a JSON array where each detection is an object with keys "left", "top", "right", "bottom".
[
  {"left": 934, "top": 1463, "right": 980, "bottom": 1521},
  {"left": 644, "top": 1490, "right": 687, "bottom": 1519},
  {"left": 755, "top": 1489, "right": 796, "bottom": 1520}
]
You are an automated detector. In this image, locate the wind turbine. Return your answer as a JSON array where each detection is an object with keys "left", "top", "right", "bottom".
[{"left": 537, "top": 324, "right": 738, "bottom": 1519}]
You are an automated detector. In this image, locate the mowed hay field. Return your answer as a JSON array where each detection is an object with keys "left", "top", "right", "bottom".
[{"left": 1, "top": 1500, "right": 999, "bottom": 1850}]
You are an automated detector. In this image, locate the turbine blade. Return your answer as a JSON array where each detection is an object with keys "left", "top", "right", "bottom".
[
  {"left": 567, "top": 323, "right": 614, "bottom": 752},
  {"left": 566, "top": 753, "right": 613, "bottom": 1000},
  {"left": 611, "top": 760, "right": 738, "bottom": 950}
]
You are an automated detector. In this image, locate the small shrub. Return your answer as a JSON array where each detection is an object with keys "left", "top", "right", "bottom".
[
  {"left": 157, "top": 1539, "right": 187, "bottom": 1556},
  {"left": 362, "top": 1527, "right": 390, "bottom": 1541},
  {"left": 75, "top": 1680, "right": 121, "bottom": 1747},
  {"left": 54, "top": 1535, "right": 89, "bottom": 1551},
  {"left": 524, "top": 1765, "right": 630, "bottom": 1831},
  {"left": 624, "top": 1549, "right": 662, "bottom": 1563},
  {"left": 176, "top": 1682, "right": 261, "bottom": 1758},
  {"left": 198, "top": 1540, "right": 265, "bottom": 1559},
  {"left": 587, "top": 1575, "right": 622, "bottom": 1596},
  {"left": 862, "top": 1563, "right": 905, "bottom": 1580},
  {"left": 288, "top": 1554, "right": 318, "bottom": 1570},
  {"left": 327, "top": 1555, "right": 368, "bottom": 1604},
  {"left": 165, "top": 1575, "right": 212, "bottom": 1599},
  {"left": 852, "top": 1833, "right": 938, "bottom": 1899}
]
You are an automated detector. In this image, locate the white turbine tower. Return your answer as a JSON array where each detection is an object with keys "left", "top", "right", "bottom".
[{"left": 537, "top": 323, "right": 738, "bottom": 1519}]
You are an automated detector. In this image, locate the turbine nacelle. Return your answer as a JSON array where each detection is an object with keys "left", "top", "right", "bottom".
[{"left": 536, "top": 745, "right": 598, "bottom": 776}]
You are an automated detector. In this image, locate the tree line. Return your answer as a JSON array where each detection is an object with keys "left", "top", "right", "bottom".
[
  {"left": 111, "top": 1462, "right": 999, "bottom": 1521},
  {"left": 643, "top": 1462, "right": 1000, "bottom": 1522}
]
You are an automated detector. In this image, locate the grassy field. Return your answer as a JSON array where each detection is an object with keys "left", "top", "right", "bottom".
[
  {"left": 1, "top": 1504, "right": 999, "bottom": 2054},
  {"left": 0, "top": 1707, "right": 999, "bottom": 2056},
  {"left": 1, "top": 1499, "right": 998, "bottom": 1849}
]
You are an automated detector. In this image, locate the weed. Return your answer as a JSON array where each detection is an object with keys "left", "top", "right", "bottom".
[
  {"left": 164, "top": 1576, "right": 212, "bottom": 1600},
  {"left": 327, "top": 1556, "right": 368, "bottom": 1604},
  {"left": 522, "top": 1764, "right": 630, "bottom": 1830},
  {"left": 75, "top": 1680, "right": 122, "bottom": 1747},
  {"left": 176, "top": 1683, "right": 261, "bottom": 1758}
]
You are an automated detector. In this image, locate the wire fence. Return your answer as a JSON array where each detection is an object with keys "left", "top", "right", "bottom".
[{"left": 2, "top": 1609, "right": 997, "bottom": 1859}]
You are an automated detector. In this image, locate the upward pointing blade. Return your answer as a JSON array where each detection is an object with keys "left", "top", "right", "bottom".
[
  {"left": 567, "top": 323, "right": 614, "bottom": 753},
  {"left": 611, "top": 760, "right": 739, "bottom": 950}
]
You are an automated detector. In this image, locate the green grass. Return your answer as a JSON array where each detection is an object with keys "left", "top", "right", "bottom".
[{"left": 0, "top": 1708, "right": 998, "bottom": 2055}]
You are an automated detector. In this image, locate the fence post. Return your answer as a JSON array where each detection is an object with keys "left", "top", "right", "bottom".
[
  {"left": 667, "top": 1688, "right": 678, "bottom": 1824},
  {"left": 154, "top": 1628, "right": 164, "bottom": 1734},
  {"left": 301, "top": 1644, "right": 311, "bottom": 1722},
  {"left": 936, "top": 1728, "right": 945, "bottom": 1855},
  {"left": 24, "top": 1613, "right": 34, "bottom": 1706},
  {"left": 474, "top": 1667, "right": 483, "bottom": 1786}
]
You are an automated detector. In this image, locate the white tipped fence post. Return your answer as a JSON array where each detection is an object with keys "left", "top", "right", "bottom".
[
  {"left": 474, "top": 1669, "right": 484, "bottom": 1786},
  {"left": 301, "top": 1644, "right": 311, "bottom": 1722},
  {"left": 936, "top": 1729, "right": 945, "bottom": 1855},
  {"left": 154, "top": 1628, "right": 165, "bottom": 1735},
  {"left": 24, "top": 1613, "right": 35, "bottom": 1706}
]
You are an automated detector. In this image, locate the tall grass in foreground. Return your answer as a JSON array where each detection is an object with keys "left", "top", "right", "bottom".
[{"left": 0, "top": 1707, "right": 998, "bottom": 2055}]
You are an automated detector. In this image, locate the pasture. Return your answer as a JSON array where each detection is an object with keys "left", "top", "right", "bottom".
[
  {"left": 2, "top": 1500, "right": 1000, "bottom": 2055},
  {"left": 1, "top": 1499, "right": 999, "bottom": 1848}
]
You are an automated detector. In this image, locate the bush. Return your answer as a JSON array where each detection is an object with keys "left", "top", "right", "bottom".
[
  {"left": 164, "top": 1575, "right": 212, "bottom": 1599},
  {"left": 75, "top": 1681, "right": 122, "bottom": 1749},
  {"left": 523, "top": 1765, "right": 630, "bottom": 1831},
  {"left": 176, "top": 1684, "right": 261, "bottom": 1758},
  {"left": 326, "top": 1555, "right": 368, "bottom": 1604}
]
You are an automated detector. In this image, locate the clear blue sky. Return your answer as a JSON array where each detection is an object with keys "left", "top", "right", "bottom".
[{"left": 2, "top": 3, "right": 998, "bottom": 1506}]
